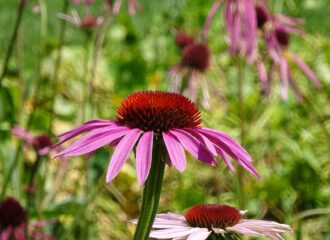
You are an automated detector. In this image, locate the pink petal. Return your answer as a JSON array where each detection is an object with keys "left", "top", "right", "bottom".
[
  {"left": 150, "top": 227, "right": 203, "bottom": 239},
  {"left": 279, "top": 57, "right": 289, "bottom": 100},
  {"left": 106, "top": 129, "right": 141, "bottom": 183},
  {"left": 169, "top": 129, "right": 216, "bottom": 166},
  {"left": 163, "top": 131, "right": 187, "bottom": 172},
  {"left": 11, "top": 125, "right": 34, "bottom": 145},
  {"left": 197, "top": 128, "right": 259, "bottom": 177},
  {"left": 136, "top": 131, "right": 154, "bottom": 186},
  {"left": 292, "top": 54, "right": 321, "bottom": 89},
  {"left": 54, "top": 120, "right": 115, "bottom": 147},
  {"left": 54, "top": 126, "right": 130, "bottom": 157},
  {"left": 187, "top": 229, "right": 211, "bottom": 240}
]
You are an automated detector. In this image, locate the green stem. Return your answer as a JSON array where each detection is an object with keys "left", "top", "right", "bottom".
[
  {"left": 26, "top": 154, "right": 42, "bottom": 209},
  {"left": 0, "top": 143, "right": 23, "bottom": 200},
  {"left": 0, "top": 0, "right": 26, "bottom": 86},
  {"left": 133, "top": 139, "right": 166, "bottom": 240},
  {"left": 236, "top": 57, "right": 245, "bottom": 209},
  {"left": 48, "top": 0, "right": 70, "bottom": 132}
]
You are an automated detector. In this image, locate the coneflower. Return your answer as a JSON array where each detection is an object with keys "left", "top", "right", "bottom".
[
  {"left": 54, "top": 91, "right": 258, "bottom": 239},
  {"left": 133, "top": 204, "right": 292, "bottom": 240}
]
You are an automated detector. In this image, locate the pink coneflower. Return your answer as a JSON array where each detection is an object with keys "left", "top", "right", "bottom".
[
  {"left": 203, "top": 0, "right": 257, "bottom": 63},
  {"left": 0, "top": 197, "right": 53, "bottom": 240},
  {"left": 133, "top": 204, "right": 292, "bottom": 240},
  {"left": 54, "top": 91, "right": 258, "bottom": 186},
  {"left": 57, "top": 10, "right": 103, "bottom": 31},
  {"left": 169, "top": 37, "right": 213, "bottom": 109},
  {"left": 110, "top": 0, "right": 141, "bottom": 15},
  {"left": 255, "top": 2, "right": 321, "bottom": 100},
  {"left": 11, "top": 125, "right": 52, "bottom": 156}
]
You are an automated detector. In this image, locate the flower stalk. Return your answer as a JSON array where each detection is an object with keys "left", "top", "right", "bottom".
[
  {"left": 0, "top": 0, "right": 27, "bottom": 87},
  {"left": 133, "top": 138, "right": 166, "bottom": 240},
  {"left": 236, "top": 57, "right": 245, "bottom": 209}
]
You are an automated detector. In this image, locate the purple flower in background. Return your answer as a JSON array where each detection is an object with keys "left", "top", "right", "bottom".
[
  {"left": 203, "top": 0, "right": 257, "bottom": 62},
  {"left": 0, "top": 197, "right": 53, "bottom": 240},
  {"left": 169, "top": 33, "right": 213, "bottom": 109},
  {"left": 255, "top": 1, "right": 321, "bottom": 101},
  {"left": 11, "top": 125, "right": 52, "bottom": 156},
  {"left": 54, "top": 91, "right": 258, "bottom": 186},
  {"left": 108, "top": 0, "right": 141, "bottom": 15},
  {"left": 57, "top": 10, "right": 103, "bottom": 31},
  {"left": 132, "top": 204, "right": 292, "bottom": 240},
  {"left": 225, "top": 0, "right": 257, "bottom": 62}
]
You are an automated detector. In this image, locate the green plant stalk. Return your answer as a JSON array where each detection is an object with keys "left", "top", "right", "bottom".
[
  {"left": 0, "top": 144, "right": 23, "bottom": 201},
  {"left": 48, "top": 0, "right": 70, "bottom": 131},
  {"left": 0, "top": 0, "right": 27, "bottom": 86},
  {"left": 133, "top": 139, "right": 166, "bottom": 240},
  {"left": 236, "top": 57, "right": 245, "bottom": 209}
]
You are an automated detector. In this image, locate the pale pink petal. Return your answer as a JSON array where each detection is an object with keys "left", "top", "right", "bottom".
[
  {"left": 257, "top": 60, "right": 268, "bottom": 94},
  {"left": 37, "top": 147, "right": 52, "bottom": 155},
  {"left": 292, "top": 54, "right": 321, "bottom": 89},
  {"left": 163, "top": 131, "right": 187, "bottom": 172},
  {"left": 169, "top": 129, "right": 216, "bottom": 166},
  {"left": 11, "top": 125, "right": 34, "bottom": 145},
  {"left": 106, "top": 129, "right": 141, "bottom": 183},
  {"left": 288, "top": 71, "right": 304, "bottom": 102},
  {"left": 150, "top": 227, "right": 204, "bottom": 239},
  {"left": 136, "top": 131, "right": 154, "bottom": 186},
  {"left": 187, "top": 229, "right": 211, "bottom": 240},
  {"left": 227, "top": 219, "right": 292, "bottom": 239}
]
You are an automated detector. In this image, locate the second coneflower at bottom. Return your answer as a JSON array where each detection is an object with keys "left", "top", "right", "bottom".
[{"left": 132, "top": 204, "right": 292, "bottom": 240}]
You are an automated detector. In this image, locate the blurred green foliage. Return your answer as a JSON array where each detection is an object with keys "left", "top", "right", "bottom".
[{"left": 0, "top": 0, "right": 329, "bottom": 239}]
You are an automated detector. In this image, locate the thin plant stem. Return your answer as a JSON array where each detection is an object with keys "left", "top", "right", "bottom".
[
  {"left": 0, "top": 0, "right": 27, "bottom": 86},
  {"left": 236, "top": 57, "right": 245, "bottom": 209},
  {"left": 0, "top": 144, "right": 23, "bottom": 201},
  {"left": 133, "top": 139, "right": 167, "bottom": 240},
  {"left": 87, "top": 14, "right": 112, "bottom": 117},
  {"left": 0, "top": 0, "right": 48, "bottom": 200},
  {"left": 48, "top": 0, "right": 70, "bottom": 132}
]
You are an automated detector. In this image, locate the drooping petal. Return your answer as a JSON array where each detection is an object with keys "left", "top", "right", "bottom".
[
  {"left": 257, "top": 60, "right": 268, "bottom": 95},
  {"left": 54, "top": 120, "right": 115, "bottom": 147},
  {"left": 197, "top": 128, "right": 259, "bottom": 177},
  {"left": 11, "top": 125, "right": 35, "bottom": 145},
  {"left": 292, "top": 54, "right": 321, "bottom": 89},
  {"left": 136, "top": 131, "right": 154, "bottom": 186},
  {"left": 186, "top": 229, "right": 211, "bottom": 240},
  {"left": 106, "top": 129, "right": 141, "bottom": 183},
  {"left": 288, "top": 70, "right": 304, "bottom": 102},
  {"left": 163, "top": 131, "right": 186, "bottom": 172},
  {"left": 227, "top": 219, "right": 292, "bottom": 239},
  {"left": 169, "top": 129, "right": 216, "bottom": 166},
  {"left": 54, "top": 126, "right": 130, "bottom": 157},
  {"left": 150, "top": 227, "right": 204, "bottom": 239},
  {"left": 279, "top": 56, "right": 289, "bottom": 100}
]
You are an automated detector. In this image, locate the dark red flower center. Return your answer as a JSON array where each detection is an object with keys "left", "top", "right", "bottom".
[
  {"left": 181, "top": 43, "right": 210, "bottom": 72},
  {"left": 184, "top": 204, "right": 242, "bottom": 230},
  {"left": 176, "top": 33, "right": 194, "bottom": 49},
  {"left": 275, "top": 28, "right": 290, "bottom": 47},
  {"left": 116, "top": 91, "right": 202, "bottom": 132},
  {"left": 255, "top": 5, "right": 269, "bottom": 29},
  {"left": 80, "top": 15, "right": 99, "bottom": 28},
  {"left": 33, "top": 135, "right": 52, "bottom": 151},
  {"left": 0, "top": 197, "right": 27, "bottom": 228}
]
